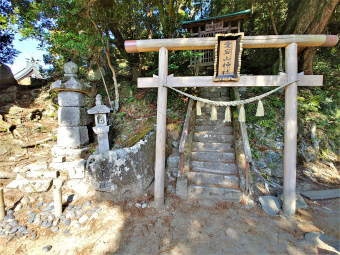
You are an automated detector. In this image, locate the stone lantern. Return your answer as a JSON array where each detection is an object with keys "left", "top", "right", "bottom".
[{"left": 88, "top": 94, "right": 111, "bottom": 153}]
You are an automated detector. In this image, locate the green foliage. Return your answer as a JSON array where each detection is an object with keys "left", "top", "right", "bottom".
[
  {"left": 246, "top": 45, "right": 339, "bottom": 160},
  {"left": 115, "top": 111, "right": 127, "bottom": 120},
  {"left": 122, "top": 96, "right": 136, "bottom": 104},
  {"left": 11, "top": 0, "right": 196, "bottom": 73},
  {"left": 297, "top": 45, "right": 340, "bottom": 152},
  {"left": 9, "top": 0, "right": 338, "bottom": 158},
  {"left": 0, "top": 0, "right": 19, "bottom": 63}
]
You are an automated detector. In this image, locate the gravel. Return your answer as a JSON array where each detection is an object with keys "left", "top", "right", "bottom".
[
  {"left": 8, "top": 220, "right": 18, "bottom": 227},
  {"left": 27, "top": 212, "right": 36, "bottom": 224},
  {"left": 66, "top": 210, "right": 76, "bottom": 219},
  {"left": 83, "top": 201, "right": 92, "bottom": 207},
  {"left": 14, "top": 203, "right": 22, "bottom": 212},
  {"left": 46, "top": 221, "right": 52, "bottom": 228},
  {"left": 4, "top": 215, "right": 15, "bottom": 220},
  {"left": 62, "top": 218, "right": 71, "bottom": 226},
  {"left": 29, "top": 231, "right": 37, "bottom": 240},
  {"left": 78, "top": 215, "right": 88, "bottom": 224},
  {"left": 21, "top": 196, "right": 30, "bottom": 205},
  {"left": 37, "top": 201, "right": 44, "bottom": 208},
  {"left": 71, "top": 221, "right": 80, "bottom": 228},
  {"left": 47, "top": 214, "right": 55, "bottom": 222},
  {"left": 8, "top": 226, "right": 18, "bottom": 234},
  {"left": 51, "top": 226, "right": 59, "bottom": 232},
  {"left": 52, "top": 218, "right": 60, "bottom": 227},
  {"left": 18, "top": 226, "right": 28, "bottom": 234},
  {"left": 42, "top": 245, "right": 52, "bottom": 252},
  {"left": 33, "top": 214, "right": 42, "bottom": 225},
  {"left": 63, "top": 229, "right": 70, "bottom": 235}
]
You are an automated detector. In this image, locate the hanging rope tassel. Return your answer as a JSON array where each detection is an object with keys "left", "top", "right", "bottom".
[
  {"left": 224, "top": 106, "right": 231, "bottom": 122},
  {"left": 256, "top": 100, "right": 264, "bottom": 117},
  {"left": 196, "top": 101, "right": 202, "bottom": 116},
  {"left": 210, "top": 105, "right": 217, "bottom": 120},
  {"left": 238, "top": 104, "right": 246, "bottom": 122}
]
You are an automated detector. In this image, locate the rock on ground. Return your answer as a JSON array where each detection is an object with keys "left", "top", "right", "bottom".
[
  {"left": 6, "top": 178, "right": 52, "bottom": 193},
  {"left": 258, "top": 195, "right": 281, "bottom": 216}
]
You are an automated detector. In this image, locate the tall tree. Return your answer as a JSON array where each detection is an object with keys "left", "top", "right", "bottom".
[
  {"left": 284, "top": 0, "right": 338, "bottom": 74},
  {"left": 0, "top": 0, "right": 18, "bottom": 64}
]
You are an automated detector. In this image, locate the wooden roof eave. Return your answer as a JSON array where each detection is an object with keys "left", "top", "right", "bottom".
[{"left": 182, "top": 14, "right": 249, "bottom": 29}]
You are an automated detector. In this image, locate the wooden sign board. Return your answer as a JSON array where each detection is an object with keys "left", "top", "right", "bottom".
[{"left": 213, "top": 33, "right": 243, "bottom": 82}]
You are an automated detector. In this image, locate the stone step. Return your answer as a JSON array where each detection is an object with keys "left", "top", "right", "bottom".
[
  {"left": 201, "top": 106, "right": 230, "bottom": 112},
  {"left": 194, "top": 123, "right": 233, "bottom": 132},
  {"left": 197, "top": 107, "right": 225, "bottom": 115},
  {"left": 194, "top": 128, "right": 232, "bottom": 136},
  {"left": 199, "top": 96, "right": 231, "bottom": 102},
  {"left": 199, "top": 88, "right": 229, "bottom": 94},
  {"left": 208, "top": 94, "right": 231, "bottom": 101},
  {"left": 188, "top": 172, "right": 239, "bottom": 189},
  {"left": 197, "top": 111, "right": 229, "bottom": 118},
  {"left": 199, "top": 87, "right": 228, "bottom": 93},
  {"left": 192, "top": 142, "right": 233, "bottom": 152},
  {"left": 191, "top": 151, "right": 235, "bottom": 163},
  {"left": 167, "top": 154, "right": 180, "bottom": 168},
  {"left": 201, "top": 91, "right": 229, "bottom": 95},
  {"left": 168, "top": 167, "right": 179, "bottom": 178},
  {"left": 193, "top": 133, "right": 233, "bottom": 143},
  {"left": 196, "top": 113, "right": 231, "bottom": 123},
  {"left": 188, "top": 185, "right": 242, "bottom": 202},
  {"left": 195, "top": 118, "right": 231, "bottom": 126},
  {"left": 191, "top": 161, "right": 238, "bottom": 175}
]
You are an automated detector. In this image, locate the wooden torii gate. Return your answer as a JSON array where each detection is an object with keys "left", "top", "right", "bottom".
[{"left": 125, "top": 34, "right": 338, "bottom": 215}]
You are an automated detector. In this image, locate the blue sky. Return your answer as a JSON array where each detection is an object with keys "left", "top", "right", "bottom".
[{"left": 9, "top": 33, "right": 49, "bottom": 74}]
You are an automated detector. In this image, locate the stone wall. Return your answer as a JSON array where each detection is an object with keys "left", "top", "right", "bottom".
[{"left": 86, "top": 132, "right": 155, "bottom": 200}]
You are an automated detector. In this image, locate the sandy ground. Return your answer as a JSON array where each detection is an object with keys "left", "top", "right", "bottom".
[{"left": 0, "top": 193, "right": 339, "bottom": 255}]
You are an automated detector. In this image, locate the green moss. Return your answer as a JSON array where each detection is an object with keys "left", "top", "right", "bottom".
[{"left": 122, "top": 126, "right": 154, "bottom": 148}]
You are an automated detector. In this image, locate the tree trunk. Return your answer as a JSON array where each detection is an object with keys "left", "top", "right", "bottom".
[
  {"left": 284, "top": 0, "right": 338, "bottom": 74},
  {"left": 269, "top": 4, "right": 283, "bottom": 73},
  {"left": 105, "top": 42, "right": 119, "bottom": 112}
]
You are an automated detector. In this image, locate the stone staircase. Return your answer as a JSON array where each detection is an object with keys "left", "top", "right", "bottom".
[{"left": 187, "top": 88, "right": 242, "bottom": 203}]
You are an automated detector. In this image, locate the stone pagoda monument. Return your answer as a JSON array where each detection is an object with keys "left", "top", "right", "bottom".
[{"left": 50, "top": 61, "right": 89, "bottom": 179}]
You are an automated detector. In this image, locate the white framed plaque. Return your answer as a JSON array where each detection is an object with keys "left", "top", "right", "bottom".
[{"left": 213, "top": 33, "right": 244, "bottom": 82}]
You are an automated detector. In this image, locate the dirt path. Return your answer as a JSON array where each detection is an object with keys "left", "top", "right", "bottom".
[{"left": 1, "top": 194, "right": 338, "bottom": 255}]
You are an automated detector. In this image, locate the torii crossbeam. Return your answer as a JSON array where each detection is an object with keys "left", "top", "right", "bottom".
[{"left": 125, "top": 34, "right": 338, "bottom": 215}]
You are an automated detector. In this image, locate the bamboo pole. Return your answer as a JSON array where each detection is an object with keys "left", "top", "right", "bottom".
[
  {"left": 125, "top": 35, "right": 338, "bottom": 53},
  {"left": 154, "top": 47, "right": 168, "bottom": 208},
  {"left": 283, "top": 43, "right": 298, "bottom": 216},
  {"left": 53, "top": 178, "right": 63, "bottom": 217},
  {"left": 0, "top": 187, "right": 5, "bottom": 220}
]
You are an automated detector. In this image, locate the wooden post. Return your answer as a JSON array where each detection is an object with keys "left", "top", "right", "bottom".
[
  {"left": 283, "top": 43, "right": 298, "bottom": 216},
  {"left": 53, "top": 178, "right": 63, "bottom": 217},
  {"left": 154, "top": 47, "right": 168, "bottom": 208},
  {"left": 0, "top": 187, "right": 5, "bottom": 220}
]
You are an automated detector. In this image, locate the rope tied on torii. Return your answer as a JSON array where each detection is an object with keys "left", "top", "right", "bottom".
[{"left": 165, "top": 79, "right": 299, "bottom": 122}]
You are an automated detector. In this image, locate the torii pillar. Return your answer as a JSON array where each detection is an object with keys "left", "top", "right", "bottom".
[
  {"left": 154, "top": 47, "right": 168, "bottom": 208},
  {"left": 283, "top": 43, "right": 298, "bottom": 216},
  {"left": 125, "top": 35, "right": 338, "bottom": 213}
]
